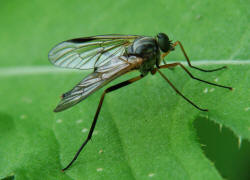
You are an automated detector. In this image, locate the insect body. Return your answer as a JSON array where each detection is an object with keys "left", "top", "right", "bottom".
[{"left": 49, "top": 33, "right": 232, "bottom": 171}]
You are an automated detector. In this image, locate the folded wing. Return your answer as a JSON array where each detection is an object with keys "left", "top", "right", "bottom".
[{"left": 54, "top": 55, "right": 143, "bottom": 112}]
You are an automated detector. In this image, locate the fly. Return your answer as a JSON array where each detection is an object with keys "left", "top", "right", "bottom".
[{"left": 48, "top": 33, "right": 232, "bottom": 171}]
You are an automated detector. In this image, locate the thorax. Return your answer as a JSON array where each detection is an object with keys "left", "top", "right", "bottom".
[{"left": 126, "top": 36, "right": 160, "bottom": 76}]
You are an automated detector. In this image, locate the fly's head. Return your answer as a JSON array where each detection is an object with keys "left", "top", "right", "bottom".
[{"left": 156, "top": 33, "right": 174, "bottom": 52}]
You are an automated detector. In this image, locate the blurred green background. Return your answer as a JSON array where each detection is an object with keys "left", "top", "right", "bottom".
[
  {"left": 1, "top": 0, "right": 249, "bottom": 68},
  {"left": 0, "top": 0, "right": 249, "bottom": 180}
]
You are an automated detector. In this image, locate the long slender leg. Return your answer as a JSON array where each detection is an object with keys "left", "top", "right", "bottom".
[
  {"left": 158, "top": 63, "right": 232, "bottom": 90},
  {"left": 162, "top": 41, "right": 226, "bottom": 72},
  {"left": 156, "top": 69, "right": 208, "bottom": 111},
  {"left": 62, "top": 75, "right": 143, "bottom": 171}
]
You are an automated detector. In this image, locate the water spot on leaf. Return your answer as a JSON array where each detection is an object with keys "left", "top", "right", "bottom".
[
  {"left": 99, "top": 149, "right": 103, "bottom": 154},
  {"left": 56, "top": 119, "right": 62, "bottom": 123},
  {"left": 244, "top": 107, "right": 250, "bottom": 111},
  {"left": 20, "top": 114, "right": 27, "bottom": 119},
  {"left": 81, "top": 128, "right": 88, "bottom": 133},
  {"left": 76, "top": 119, "right": 83, "bottom": 124},
  {"left": 148, "top": 173, "right": 155, "bottom": 177},
  {"left": 96, "top": 168, "right": 103, "bottom": 172},
  {"left": 214, "top": 78, "right": 219, "bottom": 82},
  {"left": 219, "top": 124, "right": 223, "bottom": 132},
  {"left": 203, "top": 88, "right": 208, "bottom": 93},
  {"left": 238, "top": 136, "right": 242, "bottom": 149}
]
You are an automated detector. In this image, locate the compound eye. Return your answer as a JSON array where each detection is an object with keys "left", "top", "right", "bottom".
[{"left": 157, "top": 33, "right": 171, "bottom": 52}]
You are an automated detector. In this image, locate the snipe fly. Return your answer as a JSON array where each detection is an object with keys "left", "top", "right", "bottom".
[{"left": 49, "top": 33, "right": 232, "bottom": 171}]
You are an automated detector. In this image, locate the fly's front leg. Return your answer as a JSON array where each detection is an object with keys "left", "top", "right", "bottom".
[
  {"left": 161, "top": 41, "right": 227, "bottom": 72},
  {"left": 174, "top": 41, "right": 227, "bottom": 72}
]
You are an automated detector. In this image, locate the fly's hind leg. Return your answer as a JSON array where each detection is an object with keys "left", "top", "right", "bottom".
[{"left": 62, "top": 74, "right": 144, "bottom": 171}]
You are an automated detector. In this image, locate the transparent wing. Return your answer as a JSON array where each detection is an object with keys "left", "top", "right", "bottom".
[
  {"left": 54, "top": 55, "right": 143, "bottom": 112},
  {"left": 48, "top": 35, "right": 140, "bottom": 70}
]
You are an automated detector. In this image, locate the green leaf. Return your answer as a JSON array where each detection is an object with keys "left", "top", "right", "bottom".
[{"left": 0, "top": 0, "right": 249, "bottom": 179}]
